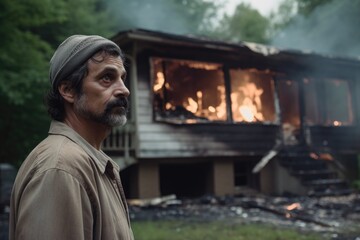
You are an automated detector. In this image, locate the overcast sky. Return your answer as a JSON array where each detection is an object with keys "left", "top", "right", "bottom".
[{"left": 216, "top": 0, "right": 284, "bottom": 16}]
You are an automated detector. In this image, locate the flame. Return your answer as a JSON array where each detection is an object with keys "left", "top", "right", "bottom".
[
  {"left": 187, "top": 62, "right": 220, "bottom": 70},
  {"left": 319, "top": 153, "right": 334, "bottom": 161},
  {"left": 184, "top": 91, "right": 202, "bottom": 115},
  {"left": 165, "top": 82, "right": 172, "bottom": 90},
  {"left": 310, "top": 152, "right": 333, "bottom": 161},
  {"left": 309, "top": 152, "right": 319, "bottom": 159},
  {"left": 180, "top": 87, "right": 227, "bottom": 121},
  {"left": 153, "top": 72, "right": 165, "bottom": 92},
  {"left": 185, "top": 97, "right": 198, "bottom": 114},
  {"left": 216, "top": 104, "right": 227, "bottom": 119},
  {"left": 285, "top": 203, "right": 301, "bottom": 211},
  {"left": 165, "top": 102, "right": 173, "bottom": 110},
  {"left": 197, "top": 91, "right": 203, "bottom": 112},
  {"left": 239, "top": 104, "right": 255, "bottom": 122},
  {"left": 333, "top": 121, "right": 342, "bottom": 126},
  {"left": 232, "top": 82, "right": 265, "bottom": 122},
  {"left": 215, "top": 86, "right": 227, "bottom": 119},
  {"left": 208, "top": 106, "right": 216, "bottom": 113}
]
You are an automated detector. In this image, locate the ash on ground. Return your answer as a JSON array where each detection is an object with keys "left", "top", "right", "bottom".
[{"left": 129, "top": 191, "right": 360, "bottom": 240}]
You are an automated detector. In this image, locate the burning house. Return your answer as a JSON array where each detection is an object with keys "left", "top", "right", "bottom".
[{"left": 104, "top": 29, "right": 360, "bottom": 199}]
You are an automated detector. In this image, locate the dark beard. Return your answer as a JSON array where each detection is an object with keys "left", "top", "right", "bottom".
[
  {"left": 104, "top": 97, "right": 129, "bottom": 116},
  {"left": 75, "top": 95, "right": 129, "bottom": 127},
  {"left": 98, "top": 97, "right": 129, "bottom": 126}
]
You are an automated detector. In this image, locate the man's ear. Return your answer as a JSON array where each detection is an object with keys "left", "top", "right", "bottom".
[{"left": 58, "top": 82, "right": 76, "bottom": 103}]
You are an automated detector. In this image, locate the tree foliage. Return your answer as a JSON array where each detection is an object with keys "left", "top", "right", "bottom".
[
  {"left": 0, "top": 0, "right": 113, "bottom": 166},
  {"left": 207, "top": 3, "right": 271, "bottom": 44},
  {"left": 295, "top": 0, "right": 330, "bottom": 15}
]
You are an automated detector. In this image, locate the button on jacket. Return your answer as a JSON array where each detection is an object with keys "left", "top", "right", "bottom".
[{"left": 9, "top": 121, "right": 134, "bottom": 240}]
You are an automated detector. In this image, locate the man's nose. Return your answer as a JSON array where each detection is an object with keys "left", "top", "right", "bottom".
[{"left": 114, "top": 80, "right": 130, "bottom": 98}]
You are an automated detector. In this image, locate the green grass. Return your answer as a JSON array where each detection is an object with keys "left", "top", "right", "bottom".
[{"left": 132, "top": 220, "right": 324, "bottom": 240}]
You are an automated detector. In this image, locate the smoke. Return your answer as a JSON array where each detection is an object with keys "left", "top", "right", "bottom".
[
  {"left": 105, "top": 0, "right": 216, "bottom": 36},
  {"left": 272, "top": 0, "right": 360, "bottom": 59}
]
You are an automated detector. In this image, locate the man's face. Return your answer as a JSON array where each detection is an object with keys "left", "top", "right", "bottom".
[{"left": 74, "top": 52, "right": 130, "bottom": 127}]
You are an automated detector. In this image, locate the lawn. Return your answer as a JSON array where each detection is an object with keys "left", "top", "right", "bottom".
[{"left": 132, "top": 220, "right": 324, "bottom": 240}]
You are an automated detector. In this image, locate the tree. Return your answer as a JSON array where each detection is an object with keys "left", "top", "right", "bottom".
[
  {"left": 0, "top": 0, "right": 57, "bottom": 166},
  {"left": 295, "top": 0, "right": 331, "bottom": 15},
  {"left": 0, "top": 0, "right": 113, "bottom": 166},
  {"left": 269, "top": 0, "right": 297, "bottom": 36},
  {"left": 209, "top": 3, "right": 271, "bottom": 44}
]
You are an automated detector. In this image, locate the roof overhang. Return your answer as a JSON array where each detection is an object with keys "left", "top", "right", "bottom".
[{"left": 111, "top": 28, "right": 360, "bottom": 70}]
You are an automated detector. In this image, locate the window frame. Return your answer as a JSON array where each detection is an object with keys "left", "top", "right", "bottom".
[{"left": 303, "top": 77, "right": 355, "bottom": 127}]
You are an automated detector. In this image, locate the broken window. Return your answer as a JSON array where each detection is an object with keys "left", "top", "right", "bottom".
[
  {"left": 278, "top": 79, "right": 300, "bottom": 127},
  {"left": 230, "top": 69, "right": 276, "bottom": 123},
  {"left": 151, "top": 57, "right": 227, "bottom": 123},
  {"left": 277, "top": 79, "right": 301, "bottom": 145},
  {"left": 323, "top": 78, "right": 353, "bottom": 126},
  {"left": 304, "top": 78, "right": 353, "bottom": 126}
]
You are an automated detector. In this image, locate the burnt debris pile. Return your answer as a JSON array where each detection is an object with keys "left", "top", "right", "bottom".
[{"left": 128, "top": 192, "right": 360, "bottom": 239}]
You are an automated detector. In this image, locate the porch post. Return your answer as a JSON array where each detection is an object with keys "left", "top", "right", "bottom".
[
  {"left": 212, "top": 159, "right": 235, "bottom": 196},
  {"left": 138, "top": 161, "right": 160, "bottom": 199}
]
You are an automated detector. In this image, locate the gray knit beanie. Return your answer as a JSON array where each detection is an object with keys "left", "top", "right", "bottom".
[{"left": 49, "top": 34, "right": 121, "bottom": 89}]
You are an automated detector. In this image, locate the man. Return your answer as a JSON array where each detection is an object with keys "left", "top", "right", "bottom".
[{"left": 9, "top": 35, "right": 134, "bottom": 240}]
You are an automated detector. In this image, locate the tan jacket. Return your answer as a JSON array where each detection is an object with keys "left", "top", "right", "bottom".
[{"left": 9, "top": 121, "right": 134, "bottom": 240}]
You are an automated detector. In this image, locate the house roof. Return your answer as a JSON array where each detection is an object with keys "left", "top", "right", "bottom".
[{"left": 112, "top": 29, "right": 360, "bottom": 71}]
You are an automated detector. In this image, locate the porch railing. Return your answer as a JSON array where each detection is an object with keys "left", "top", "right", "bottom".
[{"left": 102, "top": 122, "right": 136, "bottom": 169}]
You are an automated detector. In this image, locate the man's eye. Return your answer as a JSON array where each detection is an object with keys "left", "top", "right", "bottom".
[
  {"left": 102, "top": 75, "right": 112, "bottom": 82},
  {"left": 121, "top": 73, "right": 127, "bottom": 81}
]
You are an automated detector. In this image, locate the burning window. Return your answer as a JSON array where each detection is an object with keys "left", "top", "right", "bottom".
[
  {"left": 230, "top": 69, "right": 276, "bottom": 123},
  {"left": 152, "top": 58, "right": 227, "bottom": 123},
  {"left": 304, "top": 78, "right": 353, "bottom": 126}
]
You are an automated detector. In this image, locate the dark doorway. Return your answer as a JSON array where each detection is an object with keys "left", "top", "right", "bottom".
[{"left": 159, "top": 162, "right": 211, "bottom": 198}]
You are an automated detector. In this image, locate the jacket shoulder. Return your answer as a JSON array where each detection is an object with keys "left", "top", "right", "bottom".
[{"left": 17, "top": 135, "right": 96, "bottom": 186}]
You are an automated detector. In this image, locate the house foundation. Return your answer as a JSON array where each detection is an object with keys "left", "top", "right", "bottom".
[{"left": 122, "top": 158, "right": 236, "bottom": 199}]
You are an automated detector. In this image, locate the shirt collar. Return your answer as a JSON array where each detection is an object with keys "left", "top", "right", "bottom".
[{"left": 48, "top": 120, "right": 120, "bottom": 174}]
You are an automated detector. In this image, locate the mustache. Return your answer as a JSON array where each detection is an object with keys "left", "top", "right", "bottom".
[{"left": 105, "top": 97, "right": 129, "bottom": 112}]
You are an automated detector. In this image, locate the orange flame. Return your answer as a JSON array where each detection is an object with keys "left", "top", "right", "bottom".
[
  {"left": 185, "top": 97, "right": 198, "bottom": 114},
  {"left": 153, "top": 72, "right": 165, "bottom": 92},
  {"left": 333, "top": 121, "right": 342, "bottom": 126},
  {"left": 286, "top": 203, "right": 301, "bottom": 211},
  {"left": 310, "top": 152, "right": 333, "bottom": 161},
  {"left": 232, "top": 82, "right": 264, "bottom": 122}
]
